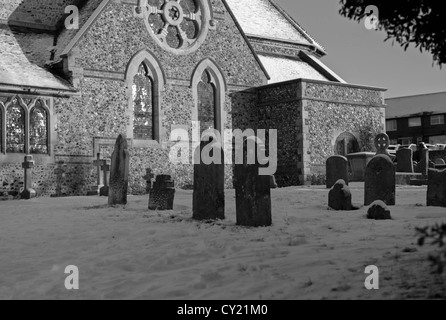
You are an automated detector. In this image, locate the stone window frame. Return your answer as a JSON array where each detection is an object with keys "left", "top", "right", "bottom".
[
  {"left": 125, "top": 49, "right": 166, "bottom": 149},
  {"left": 191, "top": 58, "right": 227, "bottom": 144},
  {"left": 0, "top": 95, "right": 55, "bottom": 165}
]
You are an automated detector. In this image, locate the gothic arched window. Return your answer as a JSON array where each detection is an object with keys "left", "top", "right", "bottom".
[
  {"left": 30, "top": 100, "right": 48, "bottom": 154},
  {"left": 132, "top": 63, "right": 154, "bottom": 140},
  {"left": 197, "top": 69, "right": 216, "bottom": 135},
  {"left": 6, "top": 98, "right": 26, "bottom": 153}
]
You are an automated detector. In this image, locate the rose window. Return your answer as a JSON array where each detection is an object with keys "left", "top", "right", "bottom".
[{"left": 135, "top": 0, "right": 213, "bottom": 54}]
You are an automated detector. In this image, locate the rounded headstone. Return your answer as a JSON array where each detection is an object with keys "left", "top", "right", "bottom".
[
  {"left": 367, "top": 200, "right": 392, "bottom": 220},
  {"left": 365, "top": 155, "right": 396, "bottom": 206},
  {"left": 328, "top": 179, "right": 353, "bottom": 211}
]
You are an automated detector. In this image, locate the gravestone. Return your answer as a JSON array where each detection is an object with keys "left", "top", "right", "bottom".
[
  {"left": 427, "top": 169, "right": 446, "bottom": 207},
  {"left": 99, "top": 159, "right": 111, "bottom": 196},
  {"left": 367, "top": 200, "right": 392, "bottom": 220},
  {"left": 51, "top": 161, "right": 66, "bottom": 198},
  {"left": 108, "top": 135, "right": 129, "bottom": 206},
  {"left": 365, "top": 155, "right": 396, "bottom": 206},
  {"left": 396, "top": 148, "right": 414, "bottom": 173},
  {"left": 415, "top": 148, "right": 429, "bottom": 176},
  {"left": 143, "top": 168, "right": 155, "bottom": 194},
  {"left": 326, "top": 155, "right": 349, "bottom": 189},
  {"left": 234, "top": 139, "right": 272, "bottom": 227},
  {"left": 374, "top": 133, "right": 391, "bottom": 158},
  {"left": 328, "top": 179, "right": 353, "bottom": 211},
  {"left": 149, "top": 175, "right": 175, "bottom": 210},
  {"left": 87, "top": 153, "right": 103, "bottom": 196},
  {"left": 193, "top": 141, "right": 225, "bottom": 220},
  {"left": 21, "top": 155, "right": 36, "bottom": 200}
]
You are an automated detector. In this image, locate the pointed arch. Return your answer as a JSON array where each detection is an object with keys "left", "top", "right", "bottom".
[
  {"left": 191, "top": 58, "right": 227, "bottom": 141},
  {"left": 29, "top": 99, "right": 50, "bottom": 155},
  {"left": 125, "top": 50, "right": 166, "bottom": 147},
  {"left": 5, "top": 96, "right": 28, "bottom": 153}
]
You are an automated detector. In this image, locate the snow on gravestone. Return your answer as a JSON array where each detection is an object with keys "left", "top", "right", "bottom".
[
  {"left": 328, "top": 179, "right": 353, "bottom": 211},
  {"left": 365, "top": 154, "right": 396, "bottom": 206},
  {"left": 192, "top": 140, "right": 225, "bottom": 220},
  {"left": 396, "top": 148, "right": 414, "bottom": 173},
  {"left": 326, "top": 155, "right": 349, "bottom": 189},
  {"left": 108, "top": 135, "right": 129, "bottom": 206},
  {"left": 367, "top": 200, "right": 392, "bottom": 220},
  {"left": 427, "top": 168, "right": 446, "bottom": 207},
  {"left": 234, "top": 139, "right": 272, "bottom": 227}
]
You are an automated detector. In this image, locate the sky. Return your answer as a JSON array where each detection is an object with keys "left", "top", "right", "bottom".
[{"left": 275, "top": 0, "right": 446, "bottom": 98}]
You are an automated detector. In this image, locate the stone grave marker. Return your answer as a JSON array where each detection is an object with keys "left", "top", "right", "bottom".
[
  {"left": 396, "top": 148, "right": 414, "bottom": 173},
  {"left": 21, "top": 155, "right": 36, "bottom": 200},
  {"left": 374, "top": 133, "right": 391, "bottom": 158},
  {"left": 143, "top": 168, "right": 155, "bottom": 194},
  {"left": 87, "top": 153, "right": 103, "bottom": 196},
  {"left": 193, "top": 140, "right": 225, "bottom": 220},
  {"left": 415, "top": 148, "right": 429, "bottom": 176},
  {"left": 328, "top": 179, "right": 353, "bottom": 211},
  {"left": 326, "top": 155, "right": 349, "bottom": 189},
  {"left": 427, "top": 168, "right": 446, "bottom": 207},
  {"left": 99, "top": 159, "right": 111, "bottom": 197},
  {"left": 365, "top": 154, "right": 396, "bottom": 206},
  {"left": 367, "top": 200, "right": 392, "bottom": 220},
  {"left": 149, "top": 175, "right": 176, "bottom": 210},
  {"left": 108, "top": 135, "right": 129, "bottom": 206},
  {"left": 234, "top": 138, "right": 272, "bottom": 227}
]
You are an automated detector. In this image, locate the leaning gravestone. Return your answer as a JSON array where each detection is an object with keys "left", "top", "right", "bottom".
[
  {"left": 365, "top": 155, "right": 396, "bottom": 206},
  {"left": 328, "top": 179, "right": 353, "bottom": 211},
  {"left": 396, "top": 148, "right": 414, "bottom": 173},
  {"left": 234, "top": 138, "right": 272, "bottom": 227},
  {"left": 193, "top": 141, "right": 225, "bottom": 220},
  {"left": 326, "top": 155, "right": 349, "bottom": 189},
  {"left": 367, "top": 200, "right": 392, "bottom": 220},
  {"left": 149, "top": 175, "right": 175, "bottom": 210},
  {"left": 108, "top": 135, "right": 129, "bottom": 206},
  {"left": 427, "top": 168, "right": 446, "bottom": 207},
  {"left": 415, "top": 148, "right": 429, "bottom": 176}
]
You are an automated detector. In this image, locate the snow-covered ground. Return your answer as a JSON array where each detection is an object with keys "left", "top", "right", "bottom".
[{"left": 0, "top": 183, "right": 445, "bottom": 300}]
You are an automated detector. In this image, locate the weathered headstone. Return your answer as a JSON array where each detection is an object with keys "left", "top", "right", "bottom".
[
  {"left": 149, "top": 175, "right": 175, "bottom": 210},
  {"left": 108, "top": 135, "right": 129, "bottom": 206},
  {"left": 374, "top": 133, "right": 391, "bottom": 158},
  {"left": 143, "top": 168, "right": 155, "bottom": 194},
  {"left": 326, "top": 155, "right": 349, "bottom": 189},
  {"left": 365, "top": 155, "right": 396, "bottom": 206},
  {"left": 328, "top": 179, "right": 353, "bottom": 211},
  {"left": 427, "top": 168, "right": 446, "bottom": 207},
  {"left": 234, "top": 139, "right": 272, "bottom": 227},
  {"left": 367, "top": 200, "right": 392, "bottom": 220},
  {"left": 193, "top": 141, "right": 225, "bottom": 220},
  {"left": 87, "top": 153, "right": 103, "bottom": 196},
  {"left": 396, "top": 148, "right": 414, "bottom": 173},
  {"left": 99, "top": 159, "right": 111, "bottom": 196},
  {"left": 415, "top": 148, "right": 429, "bottom": 176},
  {"left": 51, "top": 161, "right": 65, "bottom": 198},
  {"left": 21, "top": 155, "right": 36, "bottom": 200}
]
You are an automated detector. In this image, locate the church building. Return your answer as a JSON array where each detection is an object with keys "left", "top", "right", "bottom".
[{"left": 0, "top": 0, "right": 386, "bottom": 196}]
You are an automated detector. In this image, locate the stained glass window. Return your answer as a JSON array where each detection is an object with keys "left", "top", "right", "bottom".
[
  {"left": 132, "top": 63, "right": 154, "bottom": 140},
  {"left": 30, "top": 101, "right": 48, "bottom": 154},
  {"left": 197, "top": 70, "right": 216, "bottom": 135},
  {"left": 6, "top": 98, "right": 25, "bottom": 153}
]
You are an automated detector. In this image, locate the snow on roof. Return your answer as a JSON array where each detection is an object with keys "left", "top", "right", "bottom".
[
  {"left": 0, "top": 27, "right": 75, "bottom": 91},
  {"left": 225, "top": 0, "right": 317, "bottom": 46},
  {"left": 258, "top": 54, "right": 329, "bottom": 83}
]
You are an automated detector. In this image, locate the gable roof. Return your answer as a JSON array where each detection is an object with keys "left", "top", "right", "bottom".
[{"left": 225, "top": 0, "right": 325, "bottom": 54}]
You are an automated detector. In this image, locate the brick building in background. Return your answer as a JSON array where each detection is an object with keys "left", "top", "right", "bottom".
[{"left": 386, "top": 92, "right": 446, "bottom": 145}]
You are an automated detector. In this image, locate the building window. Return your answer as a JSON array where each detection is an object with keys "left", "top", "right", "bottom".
[
  {"left": 6, "top": 98, "right": 26, "bottom": 153},
  {"left": 197, "top": 69, "right": 216, "bottom": 135},
  {"left": 386, "top": 120, "right": 397, "bottom": 131},
  {"left": 30, "top": 100, "right": 48, "bottom": 154},
  {"left": 132, "top": 63, "right": 154, "bottom": 140},
  {"left": 408, "top": 117, "right": 422, "bottom": 127},
  {"left": 431, "top": 115, "right": 444, "bottom": 126},
  {"left": 1, "top": 96, "right": 50, "bottom": 155}
]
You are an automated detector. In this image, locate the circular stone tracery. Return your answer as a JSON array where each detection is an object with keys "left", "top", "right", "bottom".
[{"left": 138, "top": 0, "right": 211, "bottom": 54}]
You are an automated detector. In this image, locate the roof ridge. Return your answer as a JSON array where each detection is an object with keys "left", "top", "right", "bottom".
[{"left": 267, "top": 0, "right": 326, "bottom": 54}]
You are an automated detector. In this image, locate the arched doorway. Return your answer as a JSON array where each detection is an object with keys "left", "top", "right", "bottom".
[{"left": 335, "top": 132, "right": 359, "bottom": 156}]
